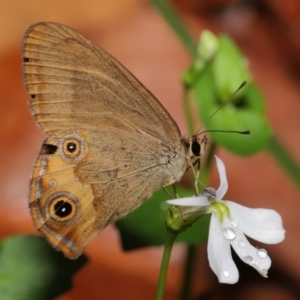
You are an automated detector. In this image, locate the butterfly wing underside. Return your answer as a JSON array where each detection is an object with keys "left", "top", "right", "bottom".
[{"left": 22, "top": 22, "right": 187, "bottom": 258}]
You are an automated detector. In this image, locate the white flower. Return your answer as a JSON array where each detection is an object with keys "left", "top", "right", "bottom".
[{"left": 167, "top": 156, "right": 285, "bottom": 284}]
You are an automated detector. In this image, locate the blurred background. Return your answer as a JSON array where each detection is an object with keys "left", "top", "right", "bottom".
[{"left": 0, "top": 0, "right": 299, "bottom": 299}]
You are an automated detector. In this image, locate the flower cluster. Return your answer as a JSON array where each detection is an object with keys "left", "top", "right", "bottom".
[{"left": 167, "top": 156, "right": 285, "bottom": 284}]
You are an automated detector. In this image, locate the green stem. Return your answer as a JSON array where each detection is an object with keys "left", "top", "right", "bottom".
[
  {"left": 150, "top": 0, "right": 197, "bottom": 56},
  {"left": 178, "top": 245, "right": 197, "bottom": 300},
  {"left": 268, "top": 136, "right": 300, "bottom": 189},
  {"left": 156, "top": 228, "right": 178, "bottom": 300}
]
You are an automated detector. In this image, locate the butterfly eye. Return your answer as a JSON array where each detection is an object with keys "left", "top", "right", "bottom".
[
  {"left": 191, "top": 140, "right": 201, "bottom": 157},
  {"left": 47, "top": 192, "right": 80, "bottom": 225}
]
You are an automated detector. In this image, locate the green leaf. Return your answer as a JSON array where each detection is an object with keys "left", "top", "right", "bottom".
[
  {"left": 191, "top": 56, "right": 272, "bottom": 155},
  {"left": 116, "top": 186, "right": 210, "bottom": 251},
  {"left": 207, "top": 110, "right": 272, "bottom": 155},
  {"left": 213, "top": 35, "right": 250, "bottom": 100},
  {"left": 0, "top": 235, "right": 87, "bottom": 300}
]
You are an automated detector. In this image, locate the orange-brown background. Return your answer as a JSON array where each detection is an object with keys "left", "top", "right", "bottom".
[{"left": 0, "top": 0, "right": 299, "bottom": 299}]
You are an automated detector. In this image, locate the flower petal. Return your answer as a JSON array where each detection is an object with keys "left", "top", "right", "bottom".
[
  {"left": 226, "top": 201, "right": 285, "bottom": 244},
  {"left": 215, "top": 156, "right": 228, "bottom": 200},
  {"left": 208, "top": 213, "right": 239, "bottom": 284},
  {"left": 167, "top": 196, "right": 210, "bottom": 206},
  {"left": 222, "top": 216, "right": 272, "bottom": 277}
]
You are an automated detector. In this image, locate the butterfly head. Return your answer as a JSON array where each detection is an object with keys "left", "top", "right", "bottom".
[{"left": 188, "top": 134, "right": 208, "bottom": 158}]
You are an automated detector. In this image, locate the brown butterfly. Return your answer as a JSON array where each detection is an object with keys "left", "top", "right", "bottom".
[{"left": 22, "top": 22, "right": 206, "bottom": 258}]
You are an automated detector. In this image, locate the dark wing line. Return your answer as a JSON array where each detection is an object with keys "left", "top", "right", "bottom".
[
  {"left": 24, "top": 72, "right": 91, "bottom": 82},
  {"left": 31, "top": 112, "right": 115, "bottom": 115},
  {"left": 29, "top": 179, "right": 78, "bottom": 205},
  {"left": 24, "top": 42, "right": 90, "bottom": 61},
  {"left": 25, "top": 63, "right": 92, "bottom": 73},
  {"left": 88, "top": 163, "right": 161, "bottom": 184},
  {"left": 98, "top": 80, "right": 140, "bottom": 113},
  {"left": 31, "top": 100, "right": 96, "bottom": 104}
]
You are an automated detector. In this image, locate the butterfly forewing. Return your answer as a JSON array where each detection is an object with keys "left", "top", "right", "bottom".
[{"left": 22, "top": 22, "right": 181, "bottom": 145}]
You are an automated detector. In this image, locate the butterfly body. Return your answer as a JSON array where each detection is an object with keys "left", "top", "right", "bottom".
[{"left": 22, "top": 22, "right": 201, "bottom": 258}]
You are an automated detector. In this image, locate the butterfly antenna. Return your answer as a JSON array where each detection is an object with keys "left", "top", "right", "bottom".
[{"left": 196, "top": 81, "right": 247, "bottom": 136}]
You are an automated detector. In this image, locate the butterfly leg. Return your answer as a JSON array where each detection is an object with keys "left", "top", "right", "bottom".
[
  {"left": 162, "top": 184, "right": 179, "bottom": 199},
  {"left": 193, "top": 158, "right": 212, "bottom": 193},
  {"left": 186, "top": 158, "right": 200, "bottom": 195},
  {"left": 162, "top": 186, "right": 174, "bottom": 199},
  {"left": 172, "top": 184, "right": 179, "bottom": 198},
  {"left": 193, "top": 158, "right": 201, "bottom": 195}
]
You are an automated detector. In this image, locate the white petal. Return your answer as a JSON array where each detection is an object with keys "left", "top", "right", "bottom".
[
  {"left": 167, "top": 196, "right": 210, "bottom": 206},
  {"left": 208, "top": 213, "right": 239, "bottom": 284},
  {"left": 214, "top": 156, "right": 228, "bottom": 200},
  {"left": 222, "top": 216, "right": 272, "bottom": 277},
  {"left": 227, "top": 201, "right": 285, "bottom": 244}
]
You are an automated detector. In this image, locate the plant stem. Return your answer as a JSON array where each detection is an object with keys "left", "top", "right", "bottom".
[
  {"left": 150, "top": 0, "right": 197, "bottom": 56},
  {"left": 156, "top": 228, "right": 178, "bottom": 300},
  {"left": 178, "top": 245, "right": 197, "bottom": 300},
  {"left": 268, "top": 136, "right": 300, "bottom": 189}
]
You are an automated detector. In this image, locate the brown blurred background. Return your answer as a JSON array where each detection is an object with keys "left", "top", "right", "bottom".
[{"left": 0, "top": 0, "right": 299, "bottom": 299}]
